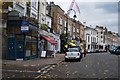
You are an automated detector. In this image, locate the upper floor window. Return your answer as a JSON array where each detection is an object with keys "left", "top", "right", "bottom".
[
  {"left": 41, "top": 3, "right": 45, "bottom": 14},
  {"left": 64, "top": 21, "right": 67, "bottom": 27},
  {"left": 58, "top": 18, "right": 62, "bottom": 25},
  {"left": 73, "top": 27, "right": 75, "bottom": 32},
  {"left": 88, "top": 36, "right": 90, "bottom": 43},
  {"left": 47, "top": 21, "right": 49, "bottom": 26},
  {"left": 77, "top": 29, "right": 79, "bottom": 33},
  {"left": 68, "top": 25, "right": 71, "bottom": 31},
  {"left": 32, "top": 13, "right": 36, "bottom": 19},
  {"left": 91, "top": 37, "right": 92, "bottom": 42},
  {"left": 15, "top": 4, "right": 24, "bottom": 15},
  {"left": 32, "top": 2, "right": 37, "bottom": 9}
]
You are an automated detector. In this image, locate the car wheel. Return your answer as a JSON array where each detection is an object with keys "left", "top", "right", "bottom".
[
  {"left": 65, "top": 58, "right": 68, "bottom": 62},
  {"left": 116, "top": 53, "right": 119, "bottom": 55},
  {"left": 77, "top": 58, "right": 81, "bottom": 62},
  {"left": 80, "top": 54, "right": 83, "bottom": 59}
]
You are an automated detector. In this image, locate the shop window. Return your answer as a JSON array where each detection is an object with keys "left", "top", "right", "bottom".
[
  {"left": 26, "top": 36, "right": 31, "bottom": 57},
  {"left": 31, "top": 37, "right": 37, "bottom": 56},
  {"left": 31, "top": 42, "right": 37, "bottom": 55},
  {"left": 26, "top": 41, "right": 31, "bottom": 57}
]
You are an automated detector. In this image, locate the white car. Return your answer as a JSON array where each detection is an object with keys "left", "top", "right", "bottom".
[{"left": 65, "top": 48, "right": 82, "bottom": 62}]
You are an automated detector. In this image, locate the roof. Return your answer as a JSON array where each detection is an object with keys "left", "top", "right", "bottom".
[{"left": 85, "top": 26, "right": 97, "bottom": 32}]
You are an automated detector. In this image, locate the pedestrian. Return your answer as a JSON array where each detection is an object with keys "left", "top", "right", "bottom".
[
  {"left": 82, "top": 41, "right": 87, "bottom": 57},
  {"left": 83, "top": 48, "right": 87, "bottom": 57}
]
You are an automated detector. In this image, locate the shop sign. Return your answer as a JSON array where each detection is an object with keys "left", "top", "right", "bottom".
[
  {"left": 21, "top": 20, "right": 29, "bottom": 32},
  {"left": 41, "top": 51, "right": 46, "bottom": 57},
  {"left": 21, "top": 26, "right": 29, "bottom": 32},
  {"left": 26, "top": 50, "right": 31, "bottom": 56}
]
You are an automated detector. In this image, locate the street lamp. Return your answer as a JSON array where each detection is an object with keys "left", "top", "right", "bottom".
[
  {"left": 67, "top": 9, "right": 77, "bottom": 19},
  {"left": 66, "top": 9, "right": 77, "bottom": 43}
]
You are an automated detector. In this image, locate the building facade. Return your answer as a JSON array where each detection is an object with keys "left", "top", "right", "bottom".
[
  {"left": 38, "top": 1, "right": 59, "bottom": 58},
  {"left": 105, "top": 31, "right": 119, "bottom": 50},
  {"left": 95, "top": 26, "right": 106, "bottom": 52},
  {"left": 38, "top": 0, "right": 46, "bottom": 25},
  {"left": 2, "top": 1, "right": 39, "bottom": 60},
  {"left": 84, "top": 26, "right": 98, "bottom": 52},
  {"left": 47, "top": 2, "right": 65, "bottom": 52}
]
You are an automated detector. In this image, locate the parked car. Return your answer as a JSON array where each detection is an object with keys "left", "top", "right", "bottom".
[
  {"left": 109, "top": 46, "right": 117, "bottom": 54},
  {"left": 69, "top": 46, "right": 82, "bottom": 52},
  {"left": 95, "top": 49, "right": 99, "bottom": 52},
  {"left": 110, "top": 46, "right": 120, "bottom": 55},
  {"left": 69, "top": 46, "right": 83, "bottom": 56},
  {"left": 65, "top": 48, "right": 82, "bottom": 62}
]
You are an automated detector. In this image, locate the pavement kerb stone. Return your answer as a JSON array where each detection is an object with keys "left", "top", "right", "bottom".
[{"left": 2, "top": 54, "right": 65, "bottom": 68}]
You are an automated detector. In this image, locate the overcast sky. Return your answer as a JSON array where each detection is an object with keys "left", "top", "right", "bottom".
[{"left": 47, "top": 0, "right": 119, "bottom": 33}]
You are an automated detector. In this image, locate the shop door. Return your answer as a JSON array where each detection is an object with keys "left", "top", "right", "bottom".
[
  {"left": 7, "top": 37, "right": 16, "bottom": 60},
  {"left": 16, "top": 35, "right": 24, "bottom": 59},
  {"left": 17, "top": 41, "right": 24, "bottom": 59}
]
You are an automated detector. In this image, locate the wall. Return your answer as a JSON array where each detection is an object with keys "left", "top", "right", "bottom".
[
  {"left": 13, "top": 0, "right": 27, "bottom": 16},
  {"left": 46, "top": 15, "right": 52, "bottom": 28},
  {"left": 38, "top": 0, "right": 46, "bottom": 26},
  {"left": 30, "top": 0, "right": 39, "bottom": 19}
]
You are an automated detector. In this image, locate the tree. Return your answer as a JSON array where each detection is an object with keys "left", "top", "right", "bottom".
[{"left": 41, "top": 24, "right": 48, "bottom": 31}]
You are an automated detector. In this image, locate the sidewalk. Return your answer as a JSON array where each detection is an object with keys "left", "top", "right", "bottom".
[{"left": 2, "top": 54, "right": 64, "bottom": 68}]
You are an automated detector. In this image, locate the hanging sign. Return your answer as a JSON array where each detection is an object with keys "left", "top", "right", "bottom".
[
  {"left": 21, "top": 26, "right": 29, "bottom": 32},
  {"left": 21, "top": 20, "right": 29, "bottom": 32}
]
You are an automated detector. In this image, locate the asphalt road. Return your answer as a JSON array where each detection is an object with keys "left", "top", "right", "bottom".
[
  {"left": 2, "top": 52, "right": 119, "bottom": 79},
  {"left": 47, "top": 52, "right": 119, "bottom": 79}
]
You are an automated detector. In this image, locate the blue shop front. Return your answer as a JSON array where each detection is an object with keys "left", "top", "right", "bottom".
[{"left": 7, "top": 20, "right": 38, "bottom": 60}]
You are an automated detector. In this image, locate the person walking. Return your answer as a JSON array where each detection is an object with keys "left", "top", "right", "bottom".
[{"left": 81, "top": 40, "right": 87, "bottom": 57}]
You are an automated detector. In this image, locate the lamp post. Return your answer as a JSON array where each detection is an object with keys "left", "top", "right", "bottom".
[{"left": 66, "top": 9, "right": 77, "bottom": 43}]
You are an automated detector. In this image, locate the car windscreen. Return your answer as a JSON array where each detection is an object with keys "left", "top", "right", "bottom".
[
  {"left": 68, "top": 49, "right": 78, "bottom": 52},
  {"left": 113, "top": 46, "right": 117, "bottom": 50}
]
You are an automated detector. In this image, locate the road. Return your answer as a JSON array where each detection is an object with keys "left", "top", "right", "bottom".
[
  {"left": 47, "top": 52, "right": 119, "bottom": 79},
  {"left": 2, "top": 52, "right": 119, "bottom": 79}
]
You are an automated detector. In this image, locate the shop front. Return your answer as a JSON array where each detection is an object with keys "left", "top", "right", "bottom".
[
  {"left": 40, "top": 35, "right": 57, "bottom": 58},
  {"left": 7, "top": 20, "right": 38, "bottom": 60},
  {"left": 38, "top": 30, "right": 58, "bottom": 58}
]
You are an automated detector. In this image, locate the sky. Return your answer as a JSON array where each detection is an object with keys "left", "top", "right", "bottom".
[{"left": 47, "top": 0, "right": 119, "bottom": 33}]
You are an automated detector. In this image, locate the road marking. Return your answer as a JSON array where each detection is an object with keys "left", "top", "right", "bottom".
[
  {"left": 3, "top": 69, "right": 37, "bottom": 73},
  {"left": 23, "top": 65, "right": 29, "bottom": 66},
  {"left": 52, "top": 65, "right": 56, "bottom": 67},
  {"left": 4, "top": 64, "right": 57, "bottom": 79},
  {"left": 35, "top": 64, "right": 57, "bottom": 79},
  {"left": 41, "top": 65, "right": 50, "bottom": 71},
  {"left": 37, "top": 70, "right": 41, "bottom": 73},
  {"left": 46, "top": 68, "right": 51, "bottom": 71},
  {"left": 34, "top": 75, "right": 42, "bottom": 79},
  {"left": 42, "top": 71, "right": 48, "bottom": 74},
  {"left": 31, "top": 65, "right": 36, "bottom": 67}
]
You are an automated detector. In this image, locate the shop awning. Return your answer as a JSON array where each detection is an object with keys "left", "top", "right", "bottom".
[{"left": 42, "top": 36, "right": 57, "bottom": 45}]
